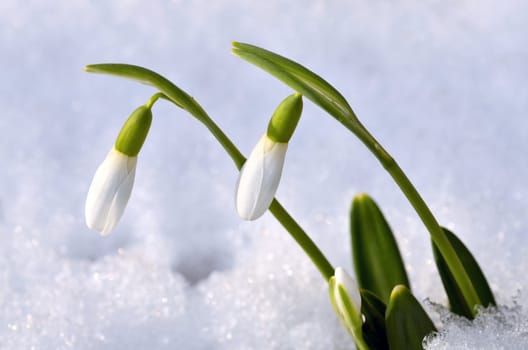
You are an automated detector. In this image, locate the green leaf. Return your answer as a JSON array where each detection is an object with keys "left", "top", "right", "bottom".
[
  {"left": 385, "top": 285, "right": 436, "bottom": 350},
  {"left": 351, "top": 193, "right": 410, "bottom": 303},
  {"left": 432, "top": 228, "right": 496, "bottom": 319},
  {"left": 360, "top": 289, "right": 389, "bottom": 350},
  {"left": 232, "top": 42, "right": 361, "bottom": 130}
]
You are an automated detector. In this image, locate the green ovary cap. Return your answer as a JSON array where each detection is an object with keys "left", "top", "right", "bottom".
[
  {"left": 115, "top": 105, "right": 153, "bottom": 157},
  {"left": 266, "top": 93, "right": 303, "bottom": 143}
]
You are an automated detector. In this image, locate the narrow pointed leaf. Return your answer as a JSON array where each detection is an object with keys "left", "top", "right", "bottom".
[
  {"left": 232, "top": 42, "right": 361, "bottom": 130},
  {"left": 360, "top": 289, "right": 389, "bottom": 350},
  {"left": 432, "top": 228, "right": 496, "bottom": 319},
  {"left": 351, "top": 193, "right": 410, "bottom": 303},
  {"left": 385, "top": 285, "right": 436, "bottom": 350}
]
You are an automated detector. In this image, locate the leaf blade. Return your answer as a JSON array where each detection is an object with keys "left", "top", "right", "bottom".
[
  {"left": 232, "top": 42, "right": 360, "bottom": 128},
  {"left": 432, "top": 228, "right": 496, "bottom": 319},
  {"left": 351, "top": 193, "right": 410, "bottom": 304},
  {"left": 385, "top": 285, "right": 436, "bottom": 350},
  {"left": 360, "top": 289, "right": 389, "bottom": 350}
]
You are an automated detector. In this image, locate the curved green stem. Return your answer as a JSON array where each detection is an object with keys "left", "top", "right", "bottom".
[
  {"left": 85, "top": 63, "right": 334, "bottom": 281},
  {"left": 231, "top": 42, "right": 482, "bottom": 315},
  {"left": 348, "top": 123, "right": 481, "bottom": 314},
  {"left": 269, "top": 200, "right": 334, "bottom": 279},
  {"left": 145, "top": 92, "right": 165, "bottom": 109}
]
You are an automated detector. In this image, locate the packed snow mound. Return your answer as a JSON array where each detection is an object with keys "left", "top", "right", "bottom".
[{"left": 425, "top": 304, "right": 528, "bottom": 350}]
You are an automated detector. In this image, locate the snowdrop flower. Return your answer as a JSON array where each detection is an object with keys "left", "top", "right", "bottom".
[
  {"left": 85, "top": 105, "right": 152, "bottom": 235},
  {"left": 334, "top": 267, "right": 362, "bottom": 318},
  {"left": 235, "top": 93, "right": 303, "bottom": 220},
  {"left": 235, "top": 134, "right": 287, "bottom": 220},
  {"left": 329, "top": 267, "right": 363, "bottom": 340},
  {"left": 85, "top": 148, "right": 137, "bottom": 234}
]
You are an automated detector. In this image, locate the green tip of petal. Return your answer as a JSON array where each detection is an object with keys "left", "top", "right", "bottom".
[
  {"left": 266, "top": 93, "right": 303, "bottom": 143},
  {"left": 115, "top": 105, "right": 153, "bottom": 156}
]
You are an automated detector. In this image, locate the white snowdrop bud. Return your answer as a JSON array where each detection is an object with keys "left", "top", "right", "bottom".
[
  {"left": 235, "top": 93, "right": 303, "bottom": 221},
  {"left": 85, "top": 105, "right": 152, "bottom": 235},
  {"left": 329, "top": 267, "right": 364, "bottom": 341},
  {"left": 85, "top": 148, "right": 137, "bottom": 235},
  {"left": 334, "top": 267, "right": 362, "bottom": 316},
  {"left": 235, "top": 134, "right": 288, "bottom": 220}
]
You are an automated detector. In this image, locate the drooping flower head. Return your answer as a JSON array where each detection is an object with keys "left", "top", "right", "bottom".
[
  {"left": 85, "top": 105, "right": 152, "bottom": 235},
  {"left": 235, "top": 93, "right": 303, "bottom": 220}
]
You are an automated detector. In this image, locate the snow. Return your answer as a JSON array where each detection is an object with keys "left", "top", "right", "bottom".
[
  {"left": 1, "top": 0, "right": 528, "bottom": 349},
  {"left": 424, "top": 303, "right": 528, "bottom": 350}
]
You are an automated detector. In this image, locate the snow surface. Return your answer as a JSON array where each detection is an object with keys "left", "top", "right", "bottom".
[{"left": 1, "top": 0, "right": 528, "bottom": 349}]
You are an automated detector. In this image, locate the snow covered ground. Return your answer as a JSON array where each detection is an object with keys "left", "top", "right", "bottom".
[{"left": 1, "top": 1, "right": 528, "bottom": 349}]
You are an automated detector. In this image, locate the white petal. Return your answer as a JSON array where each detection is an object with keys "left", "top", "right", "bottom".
[
  {"left": 85, "top": 148, "right": 137, "bottom": 235},
  {"left": 235, "top": 134, "right": 288, "bottom": 220},
  {"left": 335, "top": 267, "right": 362, "bottom": 314}
]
